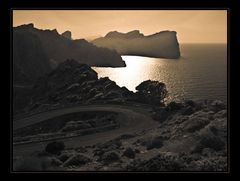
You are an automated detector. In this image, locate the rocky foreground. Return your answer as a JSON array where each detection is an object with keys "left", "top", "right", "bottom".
[
  {"left": 13, "top": 60, "right": 227, "bottom": 172},
  {"left": 13, "top": 99, "right": 227, "bottom": 171}
]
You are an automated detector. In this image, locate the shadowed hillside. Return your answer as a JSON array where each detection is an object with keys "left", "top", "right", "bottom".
[{"left": 13, "top": 24, "right": 126, "bottom": 83}]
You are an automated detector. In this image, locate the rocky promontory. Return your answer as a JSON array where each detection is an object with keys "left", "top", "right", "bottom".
[
  {"left": 13, "top": 24, "right": 126, "bottom": 83},
  {"left": 92, "top": 30, "right": 181, "bottom": 59},
  {"left": 14, "top": 59, "right": 165, "bottom": 115}
]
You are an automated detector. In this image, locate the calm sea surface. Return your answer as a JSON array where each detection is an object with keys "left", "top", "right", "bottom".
[{"left": 93, "top": 44, "right": 227, "bottom": 103}]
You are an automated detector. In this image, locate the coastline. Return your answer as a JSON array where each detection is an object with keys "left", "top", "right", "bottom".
[{"left": 13, "top": 60, "right": 227, "bottom": 171}]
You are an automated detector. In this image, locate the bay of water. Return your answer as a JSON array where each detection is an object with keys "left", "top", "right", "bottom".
[{"left": 93, "top": 44, "right": 227, "bottom": 103}]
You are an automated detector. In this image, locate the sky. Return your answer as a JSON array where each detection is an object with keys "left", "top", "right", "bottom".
[{"left": 13, "top": 10, "right": 227, "bottom": 43}]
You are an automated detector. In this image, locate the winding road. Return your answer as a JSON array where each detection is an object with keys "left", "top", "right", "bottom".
[{"left": 13, "top": 104, "right": 159, "bottom": 157}]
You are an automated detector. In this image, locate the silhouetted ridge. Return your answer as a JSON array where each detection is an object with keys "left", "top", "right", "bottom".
[
  {"left": 61, "top": 30, "right": 72, "bottom": 40},
  {"left": 92, "top": 30, "right": 180, "bottom": 59},
  {"left": 13, "top": 26, "right": 52, "bottom": 82},
  {"left": 105, "top": 30, "right": 144, "bottom": 39},
  {"left": 13, "top": 24, "right": 126, "bottom": 84}
]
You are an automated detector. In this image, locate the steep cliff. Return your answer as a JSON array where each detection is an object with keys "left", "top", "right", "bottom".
[{"left": 92, "top": 30, "right": 181, "bottom": 59}]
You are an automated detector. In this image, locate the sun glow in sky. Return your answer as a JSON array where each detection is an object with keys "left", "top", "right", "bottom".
[{"left": 13, "top": 10, "right": 227, "bottom": 43}]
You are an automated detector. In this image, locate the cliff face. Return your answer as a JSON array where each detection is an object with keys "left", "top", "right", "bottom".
[
  {"left": 92, "top": 30, "right": 181, "bottom": 59},
  {"left": 13, "top": 25, "right": 52, "bottom": 82},
  {"left": 13, "top": 24, "right": 126, "bottom": 83}
]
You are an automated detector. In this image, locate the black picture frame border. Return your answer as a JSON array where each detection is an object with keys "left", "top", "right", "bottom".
[{"left": 1, "top": 0, "right": 237, "bottom": 176}]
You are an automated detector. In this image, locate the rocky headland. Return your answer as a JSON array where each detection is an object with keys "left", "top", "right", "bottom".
[
  {"left": 92, "top": 30, "right": 181, "bottom": 59},
  {"left": 13, "top": 24, "right": 126, "bottom": 83}
]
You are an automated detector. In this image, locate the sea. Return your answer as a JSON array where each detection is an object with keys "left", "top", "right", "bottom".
[{"left": 93, "top": 44, "right": 227, "bottom": 103}]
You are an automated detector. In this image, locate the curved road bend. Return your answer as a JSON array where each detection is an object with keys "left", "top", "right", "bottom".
[{"left": 13, "top": 104, "right": 159, "bottom": 157}]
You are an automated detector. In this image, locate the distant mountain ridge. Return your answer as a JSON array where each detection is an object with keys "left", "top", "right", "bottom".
[
  {"left": 105, "top": 30, "right": 144, "bottom": 39},
  {"left": 13, "top": 24, "right": 126, "bottom": 83},
  {"left": 92, "top": 30, "right": 181, "bottom": 59}
]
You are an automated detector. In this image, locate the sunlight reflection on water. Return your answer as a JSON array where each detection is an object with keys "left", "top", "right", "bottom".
[
  {"left": 93, "top": 44, "right": 227, "bottom": 103},
  {"left": 93, "top": 56, "right": 164, "bottom": 92}
]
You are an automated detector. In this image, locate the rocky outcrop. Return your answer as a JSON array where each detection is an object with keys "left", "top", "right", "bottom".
[
  {"left": 13, "top": 25, "right": 52, "bottom": 82},
  {"left": 19, "top": 59, "right": 134, "bottom": 114},
  {"left": 92, "top": 30, "right": 181, "bottom": 59},
  {"left": 13, "top": 24, "right": 126, "bottom": 83},
  {"left": 13, "top": 59, "right": 169, "bottom": 115},
  {"left": 61, "top": 31, "right": 72, "bottom": 40}
]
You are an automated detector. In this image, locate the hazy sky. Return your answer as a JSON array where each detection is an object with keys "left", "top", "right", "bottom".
[{"left": 13, "top": 10, "right": 227, "bottom": 43}]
